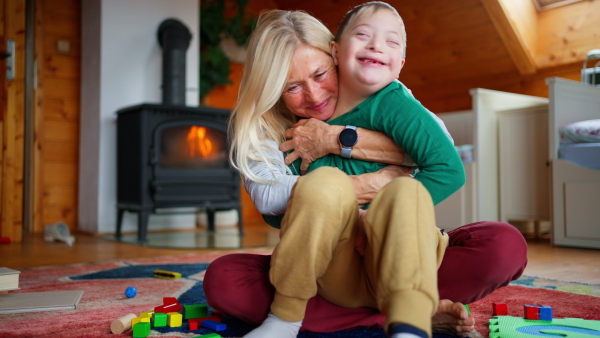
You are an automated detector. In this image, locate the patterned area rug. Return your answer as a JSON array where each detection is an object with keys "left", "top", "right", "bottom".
[{"left": 0, "top": 251, "right": 599, "bottom": 338}]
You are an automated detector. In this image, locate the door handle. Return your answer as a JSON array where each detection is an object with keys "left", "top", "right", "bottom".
[{"left": 3, "top": 39, "right": 15, "bottom": 80}]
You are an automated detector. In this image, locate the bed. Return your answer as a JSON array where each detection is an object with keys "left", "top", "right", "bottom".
[{"left": 547, "top": 77, "right": 600, "bottom": 249}]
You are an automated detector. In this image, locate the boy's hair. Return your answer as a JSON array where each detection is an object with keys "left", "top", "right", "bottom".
[{"left": 335, "top": 1, "right": 406, "bottom": 58}]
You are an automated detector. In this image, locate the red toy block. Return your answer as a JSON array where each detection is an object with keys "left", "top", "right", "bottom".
[
  {"left": 154, "top": 297, "right": 182, "bottom": 313},
  {"left": 188, "top": 318, "right": 199, "bottom": 330},
  {"left": 524, "top": 304, "right": 539, "bottom": 319},
  {"left": 493, "top": 302, "right": 508, "bottom": 316}
]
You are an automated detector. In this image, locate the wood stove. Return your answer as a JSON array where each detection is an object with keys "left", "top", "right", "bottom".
[
  {"left": 116, "top": 104, "right": 242, "bottom": 242},
  {"left": 115, "top": 18, "right": 242, "bottom": 242}
]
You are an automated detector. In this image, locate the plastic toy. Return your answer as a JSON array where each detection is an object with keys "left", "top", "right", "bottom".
[
  {"left": 489, "top": 315, "right": 600, "bottom": 338},
  {"left": 167, "top": 312, "right": 183, "bottom": 327},
  {"left": 154, "top": 270, "right": 182, "bottom": 279},
  {"left": 493, "top": 302, "right": 508, "bottom": 316},
  {"left": 184, "top": 304, "right": 208, "bottom": 319},
  {"left": 202, "top": 319, "right": 226, "bottom": 331},
  {"left": 125, "top": 286, "right": 137, "bottom": 298},
  {"left": 132, "top": 321, "right": 150, "bottom": 338}
]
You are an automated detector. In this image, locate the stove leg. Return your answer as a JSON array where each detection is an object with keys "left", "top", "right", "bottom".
[
  {"left": 116, "top": 208, "right": 125, "bottom": 240},
  {"left": 237, "top": 207, "right": 244, "bottom": 236},
  {"left": 138, "top": 210, "right": 150, "bottom": 242},
  {"left": 206, "top": 209, "right": 216, "bottom": 233}
]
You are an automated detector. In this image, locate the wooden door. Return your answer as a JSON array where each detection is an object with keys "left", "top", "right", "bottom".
[{"left": 0, "top": 0, "right": 26, "bottom": 242}]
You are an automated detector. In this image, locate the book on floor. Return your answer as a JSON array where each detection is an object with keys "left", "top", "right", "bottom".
[
  {"left": 0, "top": 267, "right": 20, "bottom": 292},
  {"left": 0, "top": 290, "right": 84, "bottom": 314}
]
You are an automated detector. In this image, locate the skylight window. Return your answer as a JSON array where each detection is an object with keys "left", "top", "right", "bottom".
[{"left": 533, "top": 0, "right": 585, "bottom": 11}]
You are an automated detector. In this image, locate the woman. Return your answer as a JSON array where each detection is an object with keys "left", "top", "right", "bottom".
[{"left": 204, "top": 8, "right": 527, "bottom": 337}]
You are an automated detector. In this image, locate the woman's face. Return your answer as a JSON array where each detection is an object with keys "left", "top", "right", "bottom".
[{"left": 281, "top": 45, "right": 339, "bottom": 121}]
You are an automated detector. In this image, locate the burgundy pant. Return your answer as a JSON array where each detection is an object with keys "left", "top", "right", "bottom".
[{"left": 203, "top": 221, "right": 527, "bottom": 332}]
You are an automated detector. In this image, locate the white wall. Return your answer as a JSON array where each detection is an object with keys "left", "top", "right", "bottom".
[{"left": 80, "top": 0, "right": 199, "bottom": 234}]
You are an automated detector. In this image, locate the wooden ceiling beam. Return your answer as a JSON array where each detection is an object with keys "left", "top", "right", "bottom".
[{"left": 480, "top": 0, "right": 538, "bottom": 75}]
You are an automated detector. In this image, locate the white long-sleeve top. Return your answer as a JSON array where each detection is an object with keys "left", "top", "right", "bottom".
[{"left": 244, "top": 112, "right": 453, "bottom": 215}]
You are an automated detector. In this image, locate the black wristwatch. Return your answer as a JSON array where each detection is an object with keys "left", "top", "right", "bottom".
[{"left": 339, "top": 125, "right": 358, "bottom": 159}]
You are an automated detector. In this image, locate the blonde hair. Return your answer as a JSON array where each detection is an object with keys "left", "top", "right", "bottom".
[
  {"left": 229, "top": 10, "right": 334, "bottom": 184},
  {"left": 335, "top": 1, "right": 406, "bottom": 58}
]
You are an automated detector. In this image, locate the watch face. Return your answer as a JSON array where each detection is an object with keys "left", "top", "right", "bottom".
[{"left": 339, "top": 128, "right": 359, "bottom": 147}]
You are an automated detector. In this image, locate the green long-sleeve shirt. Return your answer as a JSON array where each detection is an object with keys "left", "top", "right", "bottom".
[
  {"left": 303, "top": 80, "right": 465, "bottom": 205},
  {"left": 264, "top": 80, "right": 465, "bottom": 228}
]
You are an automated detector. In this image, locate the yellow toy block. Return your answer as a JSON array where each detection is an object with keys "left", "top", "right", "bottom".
[
  {"left": 131, "top": 316, "right": 151, "bottom": 327},
  {"left": 167, "top": 312, "right": 183, "bottom": 327},
  {"left": 140, "top": 311, "right": 154, "bottom": 318}
]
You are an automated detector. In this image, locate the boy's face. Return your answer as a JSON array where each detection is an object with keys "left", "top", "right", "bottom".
[{"left": 331, "top": 9, "right": 405, "bottom": 91}]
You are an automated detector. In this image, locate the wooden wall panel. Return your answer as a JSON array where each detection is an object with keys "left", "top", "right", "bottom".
[
  {"left": 0, "top": 0, "right": 26, "bottom": 242},
  {"left": 33, "top": 0, "right": 80, "bottom": 234}
]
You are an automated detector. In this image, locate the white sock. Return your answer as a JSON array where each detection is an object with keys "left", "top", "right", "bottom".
[
  {"left": 390, "top": 334, "right": 422, "bottom": 338},
  {"left": 243, "top": 312, "right": 302, "bottom": 338}
]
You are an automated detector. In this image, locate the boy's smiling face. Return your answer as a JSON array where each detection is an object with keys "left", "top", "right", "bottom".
[{"left": 331, "top": 8, "right": 405, "bottom": 93}]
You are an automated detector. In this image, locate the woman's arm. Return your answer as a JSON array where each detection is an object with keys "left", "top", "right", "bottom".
[
  {"left": 245, "top": 140, "right": 410, "bottom": 214},
  {"left": 279, "top": 118, "right": 408, "bottom": 173}
]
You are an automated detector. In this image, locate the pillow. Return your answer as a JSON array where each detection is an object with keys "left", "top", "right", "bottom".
[{"left": 559, "top": 119, "right": 600, "bottom": 144}]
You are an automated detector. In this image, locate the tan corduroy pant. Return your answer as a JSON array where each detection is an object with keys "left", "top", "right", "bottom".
[{"left": 269, "top": 167, "right": 448, "bottom": 337}]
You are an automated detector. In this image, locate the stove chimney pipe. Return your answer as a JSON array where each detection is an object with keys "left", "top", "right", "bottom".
[{"left": 158, "top": 19, "right": 192, "bottom": 106}]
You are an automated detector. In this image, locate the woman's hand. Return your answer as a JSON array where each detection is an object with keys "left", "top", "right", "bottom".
[
  {"left": 350, "top": 165, "right": 414, "bottom": 205},
  {"left": 280, "top": 119, "right": 343, "bottom": 173}
]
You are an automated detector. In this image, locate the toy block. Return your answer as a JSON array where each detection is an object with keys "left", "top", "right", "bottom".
[
  {"left": 132, "top": 316, "right": 151, "bottom": 327},
  {"left": 539, "top": 305, "right": 553, "bottom": 321},
  {"left": 189, "top": 318, "right": 199, "bottom": 330},
  {"left": 167, "top": 312, "right": 183, "bottom": 327},
  {"left": 211, "top": 309, "right": 223, "bottom": 318},
  {"left": 464, "top": 304, "right": 470, "bottom": 315},
  {"left": 202, "top": 319, "right": 226, "bottom": 331},
  {"left": 155, "top": 297, "right": 183, "bottom": 313},
  {"left": 524, "top": 304, "right": 539, "bottom": 319},
  {"left": 184, "top": 304, "right": 208, "bottom": 319},
  {"left": 193, "top": 334, "right": 222, "bottom": 338},
  {"left": 132, "top": 322, "right": 151, "bottom": 338},
  {"left": 152, "top": 312, "right": 168, "bottom": 327},
  {"left": 110, "top": 313, "right": 137, "bottom": 334},
  {"left": 140, "top": 311, "right": 154, "bottom": 318},
  {"left": 493, "top": 302, "right": 508, "bottom": 316}
]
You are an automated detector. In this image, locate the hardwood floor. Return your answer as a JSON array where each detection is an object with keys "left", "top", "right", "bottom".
[{"left": 2, "top": 223, "right": 600, "bottom": 285}]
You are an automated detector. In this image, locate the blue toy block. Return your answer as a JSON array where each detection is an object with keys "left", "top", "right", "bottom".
[
  {"left": 202, "top": 319, "right": 227, "bottom": 332},
  {"left": 539, "top": 305, "right": 553, "bottom": 321}
]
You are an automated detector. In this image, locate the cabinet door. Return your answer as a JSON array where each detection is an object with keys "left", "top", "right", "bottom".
[{"left": 498, "top": 107, "right": 550, "bottom": 223}]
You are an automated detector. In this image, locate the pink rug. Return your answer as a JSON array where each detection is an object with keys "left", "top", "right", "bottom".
[
  {"left": 1, "top": 250, "right": 599, "bottom": 338},
  {"left": 0, "top": 249, "right": 271, "bottom": 338}
]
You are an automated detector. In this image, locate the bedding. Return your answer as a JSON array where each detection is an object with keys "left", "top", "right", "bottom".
[
  {"left": 558, "top": 143, "right": 600, "bottom": 170},
  {"left": 559, "top": 119, "right": 600, "bottom": 144}
]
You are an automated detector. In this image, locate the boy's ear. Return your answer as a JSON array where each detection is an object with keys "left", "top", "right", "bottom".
[{"left": 330, "top": 41, "right": 339, "bottom": 65}]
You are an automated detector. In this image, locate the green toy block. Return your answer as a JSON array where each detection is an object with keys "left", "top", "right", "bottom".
[
  {"left": 192, "top": 334, "right": 222, "bottom": 338},
  {"left": 184, "top": 304, "right": 208, "bottom": 319},
  {"left": 132, "top": 322, "right": 151, "bottom": 338},
  {"left": 152, "top": 312, "right": 167, "bottom": 327},
  {"left": 464, "top": 304, "right": 470, "bottom": 315},
  {"left": 488, "top": 315, "right": 600, "bottom": 338}
]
